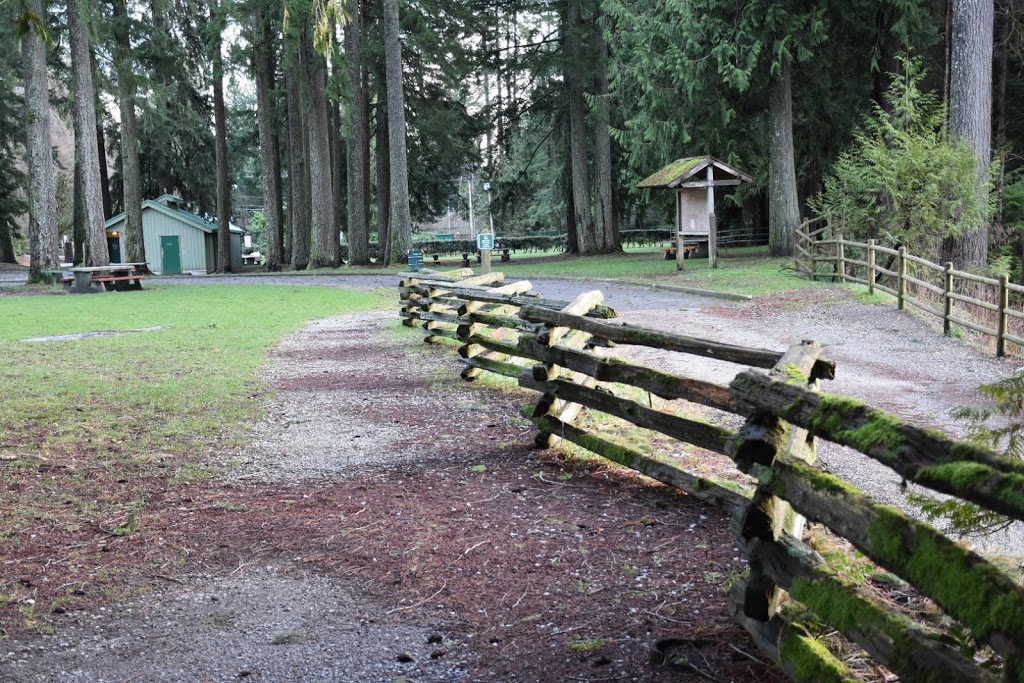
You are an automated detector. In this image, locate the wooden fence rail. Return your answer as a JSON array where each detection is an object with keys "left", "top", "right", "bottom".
[
  {"left": 795, "top": 219, "right": 1022, "bottom": 357},
  {"left": 398, "top": 269, "right": 1024, "bottom": 681}
]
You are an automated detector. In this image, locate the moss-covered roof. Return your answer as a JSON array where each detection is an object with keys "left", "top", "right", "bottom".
[
  {"left": 637, "top": 157, "right": 707, "bottom": 188},
  {"left": 636, "top": 156, "right": 754, "bottom": 189}
]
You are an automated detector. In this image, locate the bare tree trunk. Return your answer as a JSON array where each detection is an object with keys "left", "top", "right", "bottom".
[
  {"left": 68, "top": 0, "right": 109, "bottom": 266},
  {"left": 96, "top": 122, "right": 111, "bottom": 219},
  {"left": 383, "top": 0, "right": 412, "bottom": 261},
  {"left": 253, "top": 0, "right": 282, "bottom": 270},
  {"left": 768, "top": 59, "right": 799, "bottom": 258},
  {"left": 943, "top": 0, "right": 994, "bottom": 268},
  {"left": 73, "top": 156, "right": 85, "bottom": 263},
  {"left": 0, "top": 228, "right": 15, "bottom": 263},
  {"left": 302, "top": 28, "right": 339, "bottom": 268},
  {"left": 286, "top": 55, "right": 311, "bottom": 270},
  {"left": 345, "top": 5, "right": 370, "bottom": 266},
  {"left": 112, "top": 0, "right": 145, "bottom": 264},
  {"left": 565, "top": 0, "right": 594, "bottom": 255},
  {"left": 592, "top": 12, "right": 617, "bottom": 253},
  {"left": 375, "top": 67, "right": 393, "bottom": 266},
  {"left": 211, "top": 2, "right": 232, "bottom": 272}
]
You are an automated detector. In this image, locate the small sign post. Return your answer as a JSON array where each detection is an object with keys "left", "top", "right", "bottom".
[{"left": 477, "top": 232, "right": 494, "bottom": 274}]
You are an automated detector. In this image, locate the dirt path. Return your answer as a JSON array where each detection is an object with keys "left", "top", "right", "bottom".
[
  {"left": 1, "top": 311, "right": 780, "bottom": 682},
  {"left": 3, "top": 277, "right": 1021, "bottom": 682}
]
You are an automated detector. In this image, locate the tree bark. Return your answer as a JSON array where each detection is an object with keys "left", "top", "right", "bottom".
[
  {"left": 345, "top": 6, "right": 370, "bottom": 266},
  {"left": 592, "top": 12, "right": 617, "bottom": 253},
  {"left": 211, "top": 1, "right": 232, "bottom": 272},
  {"left": 301, "top": 27, "right": 339, "bottom": 268},
  {"left": 375, "top": 68, "right": 393, "bottom": 266},
  {"left": 112, "top": 0, "right": 145, "bottom": 264},
  {"left": 943, "top": 0, "right": 994, "bottom": 268},
  {"left": 252, "top": 0, "right": 282, "bottom": 270},
  {"left": 383, "top": 0, "right": 412, "bottom": 262},
  {"left": 286, "top": 54, "right": 311, "bottom": 270},
  {"left": 767, "top": 59, "right": 799, "bottom": 258},
  {"left": 564, "top": 0, "right": 595, "bottom": 255},
  {"left": 68, "top": 0, "right": 109, "bottom": 266}
]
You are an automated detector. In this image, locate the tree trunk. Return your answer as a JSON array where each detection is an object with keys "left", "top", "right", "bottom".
[
  {"left": 211, "top": 1, "right": 232, "bottom": 272},
  {"left": 564, "top": 0, "right": 594, "bottom": 255},
  {"left": 252, "top": 0, "right": 282, "bottom": 270},
  {"left": 768, "top": 59, "right": 799, "bottom": 258},
  {"left": 301, "top": 28, "right": 339, "bottom": 268},
  {"left": 73, "top": 154, "right": 85, "bottom": 264},
  {"left": 68, "top": 0, "right": 109, "bottom": 266},
  {"left": 375, "top": 68, "right": 393, "bottom": 266},
  {"left": 286, "top": 55, "right": 311, "bottom": 270},
  {"left": 383, "top": 0, "right": 412, "bottom": 262},
  {"left": 345, "top": 7, "right": 370, "bottom": 266},
  {"left": 112, "top": 0, "right": 145, "bottom": 264},
  {"left": 943, "top": 0, "right": 993, "bottom": 268},
  {"left": 592, "top": 12, "right": 617, "bottom": 253}
]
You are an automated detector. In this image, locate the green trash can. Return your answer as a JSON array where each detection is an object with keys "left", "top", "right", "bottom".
[{"left": 408, "top": 249, "right": 423, "bottom": 272}]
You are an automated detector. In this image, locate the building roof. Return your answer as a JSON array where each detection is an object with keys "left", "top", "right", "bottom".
[
  {"left": 105, "top": 195, "right": 243, "bottom": 234},
  {"left": 636, "top": 156, "right": 754, "bottom": 189}
]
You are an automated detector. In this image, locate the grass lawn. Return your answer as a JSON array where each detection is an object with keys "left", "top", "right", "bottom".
[
  {"left": 1, "top": 284, "right": 391, "bottom": 459},
  {"left": 305, "top": 245, "right": 814, "bottom": 297}
]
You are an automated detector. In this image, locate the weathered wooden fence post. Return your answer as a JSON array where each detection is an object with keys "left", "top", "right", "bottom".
[
  {"left": 943, "top": 262, "right": 954, "bottom": 335},
  {"left": 866, "top": 239, "right": 875, "bottom": 295},
  {"left": 835, "top": 233, "right": 845, "bottom": 283},
  {"left": 529, "top": 291, "right": 605, "bottom": 448},
  {"left": 730, "top": 341, "right": 823, "bottom": 622},
  {"left": 709, "top": 213, "right": 719, "bottom": 270},
  {"left": 897, "top": 246, "right": 907, "bottom": 311},
  {"left": 998, "top": 274, "right": 1009, "bottom": 357}
]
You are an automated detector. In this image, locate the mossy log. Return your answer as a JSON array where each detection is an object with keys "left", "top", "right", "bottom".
[
  {"left": 460, "top": 282, "right": 535, "bottom": 315},
  {"left": 457, "top": 333, "right": 520, "bottom": 359},
  {"left": 518, "top": 306, "right": 834, "bottom": 377},
  {"left": 545, "top": 290, "right": 606, "bottom": 347},
  {"left": 399, "top": 309, "right": 461, "bottom": 326},
  {"left": 422, "top": 327, "right": 461, "bottom": 343},
  {"left": 531, "top": 414, "right": 752, "bottom": 508},
  {"left": 403, "top": 288, "right": 617, "bottom": 319},
  {"left": 398, "top": 267, "right": 474, "bottom": 286},
  {"left": 731, "top": 370, "right": 1024, "bottom": 522},
  {"left": 731, "top": 341, "right": 823, "bottom": 625},
  {"left": 450, "top": 271, "right": 506, "bottom": 287},
  {"left": 758, "top": 457, "right": 1024, "bottom": 656},
  {"left": 519, "top": 375, "right": 734, "bottom": 455},
  {"left": 730, "top": 581, "right": 858, "bottom": 683},
  {"left": 457, "top": 312, "right": 540, "bottom": 334},
  {"left": 517, "top": 337, "right": 736, "bottom": 412},
  {"left": 458, "top": 355, "right": 523, "bottom": 379},
  {"left": 753, "top": 533, "right": 993, "bottom": 682}
]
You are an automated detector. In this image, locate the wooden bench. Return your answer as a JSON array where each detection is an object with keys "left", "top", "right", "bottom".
[
  {"left": 663, "top": 245, "right": 698, "bottom": 260},
  {"left": 68, "top": 264, "right": 145, "bottom": 293},
  {"left": 475, "top": 248, "right": 512, "bottom": 263},
  {"left": 93, "top": 274, "right": 145, "bottom": 291}
]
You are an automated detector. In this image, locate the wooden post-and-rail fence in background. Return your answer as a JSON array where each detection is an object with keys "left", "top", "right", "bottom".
[
  {"left": 795, "top": 218, "right": 1022, "bottom": 357},
  {"left": 399, "top": 268, "right": 1024, "bottom": 682}
]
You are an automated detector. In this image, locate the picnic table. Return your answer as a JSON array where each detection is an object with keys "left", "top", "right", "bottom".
[{"left": 68, "top": 263, "right": 147, "bottom": 293}]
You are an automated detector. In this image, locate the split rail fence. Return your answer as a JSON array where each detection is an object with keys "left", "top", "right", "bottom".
[
  {"left": 400, "top": 268, "right": 1024, "bottom": 682},
  {"left": 795, "top": 218, "right": 1024, "bottom": 357}
]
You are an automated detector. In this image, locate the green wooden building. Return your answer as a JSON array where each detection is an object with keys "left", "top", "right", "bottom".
[{"left": 104, "top": 194, "right": 243, "bottom": 274}]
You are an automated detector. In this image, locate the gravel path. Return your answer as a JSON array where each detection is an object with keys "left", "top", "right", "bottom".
[{"left": 3, "top": 271, "right": 1021, "bottom": 682}]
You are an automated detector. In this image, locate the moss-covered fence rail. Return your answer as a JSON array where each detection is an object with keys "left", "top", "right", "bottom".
[
  {"left": 795, "top": 218, "right": 1024, "bottom": 357},
  {"left": 399, "top": 268, "right": 1024, "bottom": 682}
]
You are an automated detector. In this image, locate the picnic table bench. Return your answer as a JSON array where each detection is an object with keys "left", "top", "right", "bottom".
[
  {"left": 67, "top": 263, "right": 146, "bottom": 293},
  {"left": 663, "top": 244, "right": 698, "bottom": 260}
]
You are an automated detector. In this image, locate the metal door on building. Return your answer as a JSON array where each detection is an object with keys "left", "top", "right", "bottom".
[{"left": 160, "top": 235, "right": 181, "bottom": 275}]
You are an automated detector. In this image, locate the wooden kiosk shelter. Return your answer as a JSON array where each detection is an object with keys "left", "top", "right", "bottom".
[{"left": 637, "top": 156, "right": 753, "bottom": 270}]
